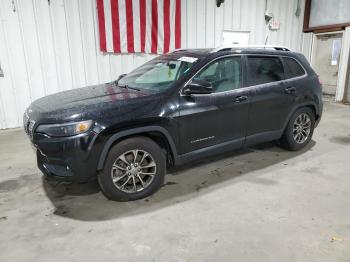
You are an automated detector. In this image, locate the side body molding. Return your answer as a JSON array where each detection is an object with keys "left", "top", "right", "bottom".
[{"left": 96, "top": 126, "right": 178, "bottom": 170}]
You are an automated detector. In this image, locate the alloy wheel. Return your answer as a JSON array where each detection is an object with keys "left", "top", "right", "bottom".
[
  {"left": 110, "top": 149, "right": 157, "bottom": 193},
  {"left": 293, "top": 113, "right": 311, "bottom": 144}
]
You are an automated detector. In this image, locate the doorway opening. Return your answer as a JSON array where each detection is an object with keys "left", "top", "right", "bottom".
[{"left": 311, "top": 32, "right": 343, "bottom": 96}]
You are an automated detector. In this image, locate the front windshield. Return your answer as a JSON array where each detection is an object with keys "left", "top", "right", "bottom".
[{"left": 118, "top": 56, "right": 198, "bottom": 92}]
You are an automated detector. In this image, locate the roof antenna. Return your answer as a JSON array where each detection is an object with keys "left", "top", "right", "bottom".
[{"left": 264, "top": 35, "right": 268, "bottom": 49}]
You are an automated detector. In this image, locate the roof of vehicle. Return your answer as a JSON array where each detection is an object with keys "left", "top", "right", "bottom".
[
  {"left": 171, "top": 46, "right": 297, "bottom": 58},
  {"left": 170, "top": 48, "right": 214, "bottom": 57}
]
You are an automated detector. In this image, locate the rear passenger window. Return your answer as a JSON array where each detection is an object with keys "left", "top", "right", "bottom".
[
  {"left": 283, "top": 57, "right": 305, "bottom": 78},
  {"left": 247, "top": 56, "right": 284, "bottom": 86}
]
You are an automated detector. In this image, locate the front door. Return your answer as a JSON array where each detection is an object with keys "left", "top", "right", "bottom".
[{"left": 177, "top": 56, "right": 251, "bottom": 154}]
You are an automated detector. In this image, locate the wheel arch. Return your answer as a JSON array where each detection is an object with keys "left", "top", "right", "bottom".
[
  {"left": 97, "top": 126, "right": 178, "bottom": 171},
  {"left": 282, "top": 102, "right": 319, "bottom": 133},
  {"left": 305, "top": 104, "right": 319, "bottom": 121}
]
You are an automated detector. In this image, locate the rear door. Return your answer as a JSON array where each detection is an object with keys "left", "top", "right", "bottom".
[
  {"left": 282, "top": 56, "right": 308, "bottom": 96},
  {"left": 245, "top": 55, "right": 296, "bottom": 140}
]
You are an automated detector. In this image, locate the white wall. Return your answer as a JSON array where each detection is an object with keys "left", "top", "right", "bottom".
[{"left": 0, "top": 0, "right": 309, "bottom": 129}]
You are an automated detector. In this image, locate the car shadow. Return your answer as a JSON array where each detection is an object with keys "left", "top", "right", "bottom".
[{"left": 43, "top": 141, "right": 315, "bottom": 221}]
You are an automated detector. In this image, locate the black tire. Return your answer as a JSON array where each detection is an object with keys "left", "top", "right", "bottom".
[
  {"left": 98, "top": 136, "right": 166, "bottom": 201},
  {"left": 279, "top": 107, "right": 315, "bottom": 151}
]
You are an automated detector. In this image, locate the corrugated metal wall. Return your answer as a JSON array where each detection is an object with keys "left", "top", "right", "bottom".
[{"left": 0, "top": 0, "right": 309, "bottom": 129}]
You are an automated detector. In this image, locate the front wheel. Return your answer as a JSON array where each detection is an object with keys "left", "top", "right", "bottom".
[
  {"left": 279, "top": 107, "right": 315, "bottom": 151},
  {"left": 98, "top": 137, "right": 166, "bottom": 201}
]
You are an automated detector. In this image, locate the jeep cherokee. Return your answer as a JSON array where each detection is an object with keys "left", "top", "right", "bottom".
[{"left": 24, "top": 46, "right": 323, "bottom": 201}]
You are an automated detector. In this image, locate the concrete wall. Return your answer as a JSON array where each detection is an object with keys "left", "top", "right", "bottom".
[{"left": 0, "top": 0, "right": 310, "bottom": 129}]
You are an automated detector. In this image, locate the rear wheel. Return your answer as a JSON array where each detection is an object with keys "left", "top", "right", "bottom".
[
  {"left": 98, "top": 137, "right": 166, "bottom": 201},
  {"left": 279, "top": 107, "right": 315, "bottom": 151}
]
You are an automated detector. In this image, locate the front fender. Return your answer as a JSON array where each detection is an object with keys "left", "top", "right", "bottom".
[{"left": 96, "top": 126, "right": 178, "bottom": 170}]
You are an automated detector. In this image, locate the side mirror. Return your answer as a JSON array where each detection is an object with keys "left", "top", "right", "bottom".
[
  {"left": 117, "top": 74, "right": 127, "bottom": 81},
  {"left": 183, "top": 79, "right": 213, "bottom": 95}
]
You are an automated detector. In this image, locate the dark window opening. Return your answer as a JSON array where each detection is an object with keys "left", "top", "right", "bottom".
[{"left": 283, "top": 57, "right": 305, "bottom": 79}]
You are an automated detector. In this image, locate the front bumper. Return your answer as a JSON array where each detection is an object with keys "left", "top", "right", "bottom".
[{"left": 32, "top": 131, "right": 104, "bottom": 182}]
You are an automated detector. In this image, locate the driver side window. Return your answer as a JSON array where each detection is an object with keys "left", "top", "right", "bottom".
[{"left": 194, "top": 56, "right": 242, "bottom": 93}]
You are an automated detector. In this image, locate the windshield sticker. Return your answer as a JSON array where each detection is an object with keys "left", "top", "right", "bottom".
[{"left": 178, "top": 56, "right": 198, "bottom": 63}]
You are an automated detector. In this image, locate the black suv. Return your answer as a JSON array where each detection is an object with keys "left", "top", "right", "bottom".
[{"left": 24, "top": 47, "right": 323, "bottom": 201}]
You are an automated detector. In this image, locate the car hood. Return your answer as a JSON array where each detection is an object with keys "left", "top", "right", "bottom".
[
  {"left": 27, "top": 82, "right": 160, "bottom": 123},
  {"left": 32, "top": 82, "right": 150, "bottom": 111}
]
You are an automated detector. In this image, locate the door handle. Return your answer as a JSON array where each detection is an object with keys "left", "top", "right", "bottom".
[
  {"left": 285, "top": 86, "right": 296, "bottom": 94},
  {"left": 234, "top": 95, "right": 248, "bottom": 103}
]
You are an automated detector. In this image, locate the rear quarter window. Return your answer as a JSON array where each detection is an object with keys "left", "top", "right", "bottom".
[{"left": 283, "top": 57, "right": 305, "bottom": 79}]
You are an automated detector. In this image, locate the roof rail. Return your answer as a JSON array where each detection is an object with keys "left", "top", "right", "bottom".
[
  {"left": 171, "top": 48, "right": 187, "bottom": 53},
  {"left": 211, "top": 45, "right": 290, "bottom": 53}
]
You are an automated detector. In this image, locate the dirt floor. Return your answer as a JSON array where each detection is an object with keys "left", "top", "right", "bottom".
[{"left": 0, "top": 100, "right": 349, "bottom": 262}]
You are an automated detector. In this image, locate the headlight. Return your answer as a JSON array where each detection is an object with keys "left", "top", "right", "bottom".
[{"left": 36, "top": 120, "right": 93, "bottom": 137}]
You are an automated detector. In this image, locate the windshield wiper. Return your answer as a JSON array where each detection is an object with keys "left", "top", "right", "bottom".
[
  {"left": 118, "top": 84, "right": 141, "bottom": 91},
  {"left": 127, "top": 86, "right": 141, "bottom": 91},
  {"left": 118, "top": 83, "right": 127, "bottom": 88}
]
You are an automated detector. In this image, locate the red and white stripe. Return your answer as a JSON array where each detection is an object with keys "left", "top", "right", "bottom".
[{"left": 97, "top": 0, "right": 181, "bottom": 54}]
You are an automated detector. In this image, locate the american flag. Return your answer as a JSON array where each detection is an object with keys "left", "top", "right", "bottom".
[{"left": 97, "top": 0, "right": 181, "bottom": 54}]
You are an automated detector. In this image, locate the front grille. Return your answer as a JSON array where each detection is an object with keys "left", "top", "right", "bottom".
[
  {"left": 28, "top": 120, "right": 35, "bottom": 137},
  {"left": 23, "top": 113, "right": 29, "bottom": 134},
  {"left": 23, "top": 112, "right": 35, "bottom": 138}
]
